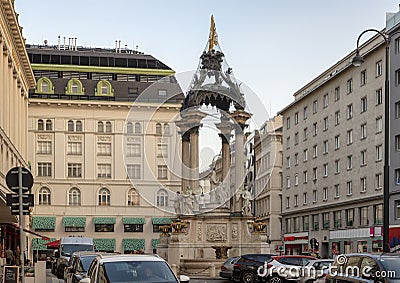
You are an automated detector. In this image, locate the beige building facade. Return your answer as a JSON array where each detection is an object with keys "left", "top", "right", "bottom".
[{"left": 279, "top": 34, "right": 385, "bottom": 258}]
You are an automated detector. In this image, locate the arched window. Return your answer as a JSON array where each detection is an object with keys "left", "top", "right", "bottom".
[
  {"left": 98, "top": 121, "right": 104, "bottom": 132},
  {"left": 126, "top": 122, "right": 133, "bottom": 134},
  {"left": 98, "top": 188, "right": 110, "bottom": 206},
  {"left": 68, "top": 120, "right": 74, "bottom": 131},
  {"left": 135, "top": 123, "right": 141, "bottom": 134},
  {"left": 105, "top": 122, "right": 112, "bottom": 133},
  {"left": 66, "top": 78, "right": 84, "bottom": 95},
  {"left": 46, "top": 119, "right": 52, "bottom": 131},
  {"left": 41, "top": 81, "right": 49, "bottom": 92},
  {"left": 156, "top": 123, "right": 162, "bottom": 135},
  {"left": 156, "top": 189, "right": 168, "bottom": 207},
  {"left": 38, "top": 119, "right": 44, "bottom": 131},
  {"left": 76, "top": 120, "right": 83, "bottom": 132},
  {"left": 95, "top": 80, "right": 114, "bottom": 96},
  {"left": 38, "top": 187, "right": 51, "bottom": 205},
  {"left": 127, "top": 188, "right": 139, "bottom": 206},
  {"left": 68, "top": 187, "right": 81, "bottom": 205},
  {"left": 36, "top": 77, "right": 54, "bottom": 94}
]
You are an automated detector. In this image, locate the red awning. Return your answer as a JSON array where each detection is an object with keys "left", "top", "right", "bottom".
[{"left": 45, "top": 239, "right": 60, "bottom": 248}]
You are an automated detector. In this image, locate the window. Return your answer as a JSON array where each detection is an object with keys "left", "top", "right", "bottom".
[
  {"left": 303, "top": 106, "right": 308, "bottom": 120},
  {"left": 396, "top": 101, "right": 400, "bottom": 119},
  {"left": 294, "top": 132, "right": 299, "bottom": 145},
  {"left": 303, "top": 171, "right": 308, "bottom": 183},
  {"left": 37, "top": 141, "right": 52, "bottom": 154},
  {"left": 156, "top": 189, "right": 168, "bottom": 206},
  {"left": 360, "top": 206, "right": 369, "bottom": 226},
  {"left": 346, "top": 209, "right": 354, "bottom": 226},
  {"left": 323, "top": 187, "right": 328, "bottom": 200},
  {"left": 335, "top": 135, "right": 340, "bottom": 150},
  {"left": 97, "top": 164, "right": 111, "bottom": 178},
  {"left": 360, "top": 177, "right": 367, "bottom": 192},
  {"left": 335, "top": 87, "right": 340, "bottom": 101},
  {"left": 38, "top": 187, "right": 51, "bottom": 205},
  {"left": 334, "top": 184, "right": 340, "bottom": 198},
  {"left": 126, "top": 138, "right": 141, "bottom": 156},
  {"left": 98, "top": 121, "right": 104, "bottom": 132},
  {"left": 303, "top": 149, "right": 308, "bottom": 162},
  {"left": 98, "top": 188, "right": 110, "bottom": 206},
  {"left": 302, "top": 128, "right": 308, "bottom": 141},
  {"left": 347, "top": 79, "right": 353, "bottom": 93},
  {"left": 347, "top": 104, "right": 353, "bottom": 119},
  {"left": 376, "top": 88, "right": 382, "bottom": 105},
  {"left": 396, "top": 135, "right": 400, "bottom": 151},
  {"left": 313, "top": 100, "right": 318, "bottom": 114},
  {"left": 323, "top": 212, "right": 330, "bottom": 229},
  {"left": 294, "top": 174, "right": 299, "bottom": 186},
  {"left": 376, "top": 173, "right": 382, "bottom": 190},
  {"left": 157, "top": 140, "right": 168, "bottom": 157},
  {"left": 294, "top": 112, "right": 299, "bottom": 124},
  {"left": 135, "top": 123, "right": 141, "bottom": 134},
  {"left": 71, "top": 82, "right": 79, "bottom": 93},
  {"left": 347, "top": 155, "right": 353, "bottom": 170},
  {"left": 334, "top": 159, "right": 340, "bottom": 174},
  {"left": 374, "top": 204, "right": 383, "bottom": 225},
  {"left": 76, "top": 121, "right": 82, "bottom": 131},
  {"left": 97, "top": 142, "right": 111, "bottom": 156},
  {"left": 158, "top": 89, "right": 167, "bottom": 96},
  {"left": 397, "top": 200, "right": 400, "bottom": 219},
  {"left": 294, "top": 216, "right": 300, "bottom": 232},
  {"left": 95, "top": 224, "right": 114, "bottom": 232},
  {"left": 323, "top": 93, "right": 329, "bottom": 108},
  {"left": 312, "top": 214, "right": 319, "bottom": 230},
  {"left": 323, "top": 117, "right": 328, "bottom": 131},
  {"left": 360, "top": 150, "right": 367, "bottom": 166},
  {"left": 396, "top": 69, "right": 400, "bottom": 86},
  {"left": 46, "top": 120, "right": 52, "bottom": 131},
  {"left": 361, "top": 97, "right": 367, "bottom": 113},
  {"left": 313, "top": 190, "right": 317, "bottom": 203},
  {"left": 323, "top": 140, "right": 328, "bottom": 154},
  {"left": 285, "top": 219, "right": 292, "bottom": 233},
  {"left": 158, "top": 165, "right": 168, "bottom": 180},
  {"left": 286, "top": 177, "right": 291, "bottom": 188},
  {"left": 67, "top": 142, "right": 82, "bottom": 155},
  {"left": 313, "top": 167, "right": 317, "bottom": 181},
  {"left": 127, "top": 164, "right": 140, "bottom": 179},
  {"left": 41, "top": 80, "right": 49, "bottom": 92},
  {"left": 286, "top": 157, "right": 291, "bottom": 168},
  {"left": 376, "top": 61, "right": 382, "bottom": 77},
  {"left": 396, "top": 37, "right": 400, "bottom": 54},
  {"left": 347, "top": 129, "right": 353, "bottom": 145},
  {"left": 286, "top": 197, "right": 290, "bottom": 208},
  {"left": 38, "top": 119, "right": 44, "bottom": 131},
  {"left": 376, "top": 145, "right": 383, "bottom": 161},
  {"left": 360, "top": 70, "right": 367, "bottom": 86},
  {"left": 313, "top": 123, "right": 317, "bottom": 136},
  {"left": 294, "top": 153, "right": 299, "bottom": 166},
  {"left": 124, "top": 224, "right": 143, "bottom": 232},
  {"left": 128, "top": 87, "right": 138, "bottom": 94},
  {"left": 66, "top": 78, "right": 84, "bottom": 95},
  {"left": 286, "top": 137, "right": 290, "bottom": 149},
  {"left": 294, "top": 194, "right": 298, "bottom": 207},
  {"left": 335, "top": 111, "right": 340, "bottom": 125},
  {"left": 396, "top": 169, "right": 400, "bottom": 185},
  {"left": 334, "top": 211, "right": 342, "bottom": 228},
  {"left": 156, "top": 123, "right": 162, "bottom": 135},
  {"left": 105, "top": 122, "right": 112, "bottom": 133},
  {"left": 68, "top": 187, "right": 81, "bottom": 205},
  {"left": 37, "top": 162, "right": 52, "bottom": 177},
  {"left": 303, "top": 192, "right": 307, "bottom": 204},
  {"left": 127, "top": 188, "right": 140, "bottom": 206},
  {"left": 323, "top": 163, "right": 328, "bottom": 177},
  {"left": 68, "top": 120, "right": 74, "bottom": 131},
  {"left": 313, "top": 145, "right": 318, "bottom": 158},
  {"left": 302, "top": 216, "right": 309, "bottom": 231},
  {"left": 347, "top": 180, "right": 353, "bottom": 195},
  {"left": 68, "top": 163, "right": 82, "bottom": 178},
  {"left": 361, "top": 123, "right": 367, "bottom": 139},
  {"left": 126, "top": 122, "right": 133, "bottom": 134},
  {"left": 286, "top": 117, "right": 291, "bottom": 129},
  {"left": 376, "top": 117, "right": 383, "bottom": 133}
]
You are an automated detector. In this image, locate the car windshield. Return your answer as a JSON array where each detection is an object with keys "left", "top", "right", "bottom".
[
  {"left": 80, "top": 255, "right": 97, "bottom": 272},
  {"left": 378, "top": 257, "right": 400, "bottom": 279},
  {"left": 101, "top": 261, "right": 178, "bottom": 283},
  {"left": 61, "top": 244, "right": 93, "bottom": 256}
]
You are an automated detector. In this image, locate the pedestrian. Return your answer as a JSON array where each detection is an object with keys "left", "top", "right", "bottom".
[
  {"left": 5, "top": 246, "right": 14, "bottom": 265},
  {"left": 15, "top": 245, "right": 20, "bottom": 266}
]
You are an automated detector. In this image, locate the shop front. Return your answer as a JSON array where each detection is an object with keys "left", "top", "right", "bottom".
[{"left": 283, "top": 232, "right": 309, "bottom": 255}]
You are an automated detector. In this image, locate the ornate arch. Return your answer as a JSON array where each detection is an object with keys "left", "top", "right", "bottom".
[
  {"left": 65, "top": 78, "right": 85, "bottom": 95},
  {"left": 36, "top": 77, "right": 54, "bottom": 94},
  {"left": 95, "top": 80, "right": 114, "bottom": 96}
]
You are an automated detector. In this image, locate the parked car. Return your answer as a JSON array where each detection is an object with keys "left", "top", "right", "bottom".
[
  {"left": 325, "top": 253, "right": 400, "bottom": 283},
  {"left": 79, "top": 254, "right": 190, "bottom": 283},
  {"left": 298, "top": 259, "right": 334, "bottom": 283},
  {"left": 262, "top": 255, "right": 317, "bottom": 283},
  {"left": 220, "top": 256, "right": 240, "bottom": 280},
  {"left": 232, "top": 254, "right": 275, "bottom": 283},
  {"left": 64, "top": 251, "right": 119, "bottom": 283}
]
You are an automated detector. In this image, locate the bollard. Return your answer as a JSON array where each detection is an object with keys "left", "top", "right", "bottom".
[{"left": 209, "top": 263, "right": 216, "bottom": 278}]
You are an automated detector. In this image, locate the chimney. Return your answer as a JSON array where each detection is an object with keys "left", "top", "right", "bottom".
[
  {"left": 118, "top": 40, "right": 121, "bottom": 53},
  {"left": 63, "top": 36, "right": 66, "bottom": 50},
  {"left": 58, "top": 35, "right": 60, "bottom": 50},
  {"left": 68, "top": 38, "right": 71, "bottom": 50},
  {"left": 125, "top": 44, "right": 128, "bottom": 52},
  {"left": 115, "top": 40, "right": 118, "bottom": 53},
  {"left": 74, "top": 37, "right": 77, "bottom": 51}
]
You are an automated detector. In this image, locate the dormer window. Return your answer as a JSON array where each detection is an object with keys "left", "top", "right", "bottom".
[
  {"left": 66, "top": 79, "right": 84, "bottom": 95},
  {"left": 95, "top": 80, "right": 114, "bottom": 96},
  {"left": 36, "top": 77, "right": 54, "bottom": 94}
]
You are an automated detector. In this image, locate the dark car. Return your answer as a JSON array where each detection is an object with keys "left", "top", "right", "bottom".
[
  {"left": 325, "top": 253, "right": 400, "bottom": 283},
  {"left": 232, "top": 254, "right": 275, "bottom": 283},
  {"left": 220, "top": 256, "right": 240, "bottom": 280}
]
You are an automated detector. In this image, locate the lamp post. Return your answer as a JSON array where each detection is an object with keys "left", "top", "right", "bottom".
[{"left": 352, "top": 29, "right": 390, "bottom": 252}]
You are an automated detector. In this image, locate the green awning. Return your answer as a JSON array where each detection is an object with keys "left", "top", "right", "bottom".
[
  {"left": 93, "top": 217, "right": 116, "bottom": 224},
  {"left": 63, "top": 217, "right": 86, "bottom": 227},
  {"left": 151, "top": 218, "right": 172, "bottom": 225},
  {"left": 123, "top": 239, "right": 145, "bottom": 251},
  {"left": 32, "top": 216, "right": 56, "bottom": 230},
  {"left": 123, "top": 218, "right": 145, "bottom": 225},
  {"left": 152, "top": 239, "right": 160, "bottom": 249},
  {"left": 32, "top": 238, "right": 56, "bottom": 250},
  {"left": 93, "top": 238, "right": 116, "bottom": 251}
]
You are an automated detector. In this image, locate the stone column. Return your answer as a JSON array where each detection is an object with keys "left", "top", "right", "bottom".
[
  {"left": 220, "top": 134, "right": 230, "bottom": 181},
  {"left": 181, "top": 132, "right": 190, "bottom": 191},
  {"left": 189, "top": 127, "right": 200, "bottom": 192}
]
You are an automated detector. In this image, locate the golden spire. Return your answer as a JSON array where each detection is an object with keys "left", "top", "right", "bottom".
[{"left": 208, "top": 15, "right": 218, "bottom": 51}]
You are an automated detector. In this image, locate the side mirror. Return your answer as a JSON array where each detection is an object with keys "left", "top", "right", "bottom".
[
  {"left": 180, "top": 275, "right": 190, "bottom": 283},
  {"left": 79, "top": 278, "right": 91, "bottom": 283}
]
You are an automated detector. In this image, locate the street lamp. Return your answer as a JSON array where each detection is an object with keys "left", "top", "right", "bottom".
[{"left": 352, "top": 28, "right": 390, "bottom": 252}]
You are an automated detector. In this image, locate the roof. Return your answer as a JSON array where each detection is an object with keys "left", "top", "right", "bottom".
[{"left": 98, "top": 254, "right": 165, "bottom": 263}]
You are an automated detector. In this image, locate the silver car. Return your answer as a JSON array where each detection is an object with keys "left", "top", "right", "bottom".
[{"left": 298, "top": 259, "right": 334, "bottom": 283}]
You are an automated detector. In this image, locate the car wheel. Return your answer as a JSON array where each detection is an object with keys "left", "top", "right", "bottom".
[
  {"left": 241, "top": 271, "right": 256, "bottom": 283},
  {"left": 269, "top": 275, "right": 283, "bottom": 283}
]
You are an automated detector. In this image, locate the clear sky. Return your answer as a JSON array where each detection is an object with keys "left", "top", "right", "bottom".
[{"left": 15, "top": 0, "right": 398, "bottom": 116}]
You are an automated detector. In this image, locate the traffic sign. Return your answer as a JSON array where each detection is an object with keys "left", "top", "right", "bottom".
[
  {"left": 6, "top": 194, "right": 34, "bottom": 206},
  {"left": 5, "top": 166, "right": 34, "bottom": 192},
  {"left": 10, "top": 206, "right": 30, "bottom": 215}
]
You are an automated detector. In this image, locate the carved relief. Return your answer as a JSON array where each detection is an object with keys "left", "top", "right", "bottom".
[
  {"left": 197, "top": 222, "right": 202, "bottom": 241},
  {"left": 206, "top": 224, "right": 227, "bottom": 242},
  {"left": 98, "top": 136, "right": 111, "bottom": 142},
  {"left": 232, "top": 224, "right": 238, "bottom": 240},
  {"left": 67, "top": 135, "right": 82, "bottom": 141},
  {"left": 37, "top": 134, "right": 52, "bottom": 140}
]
